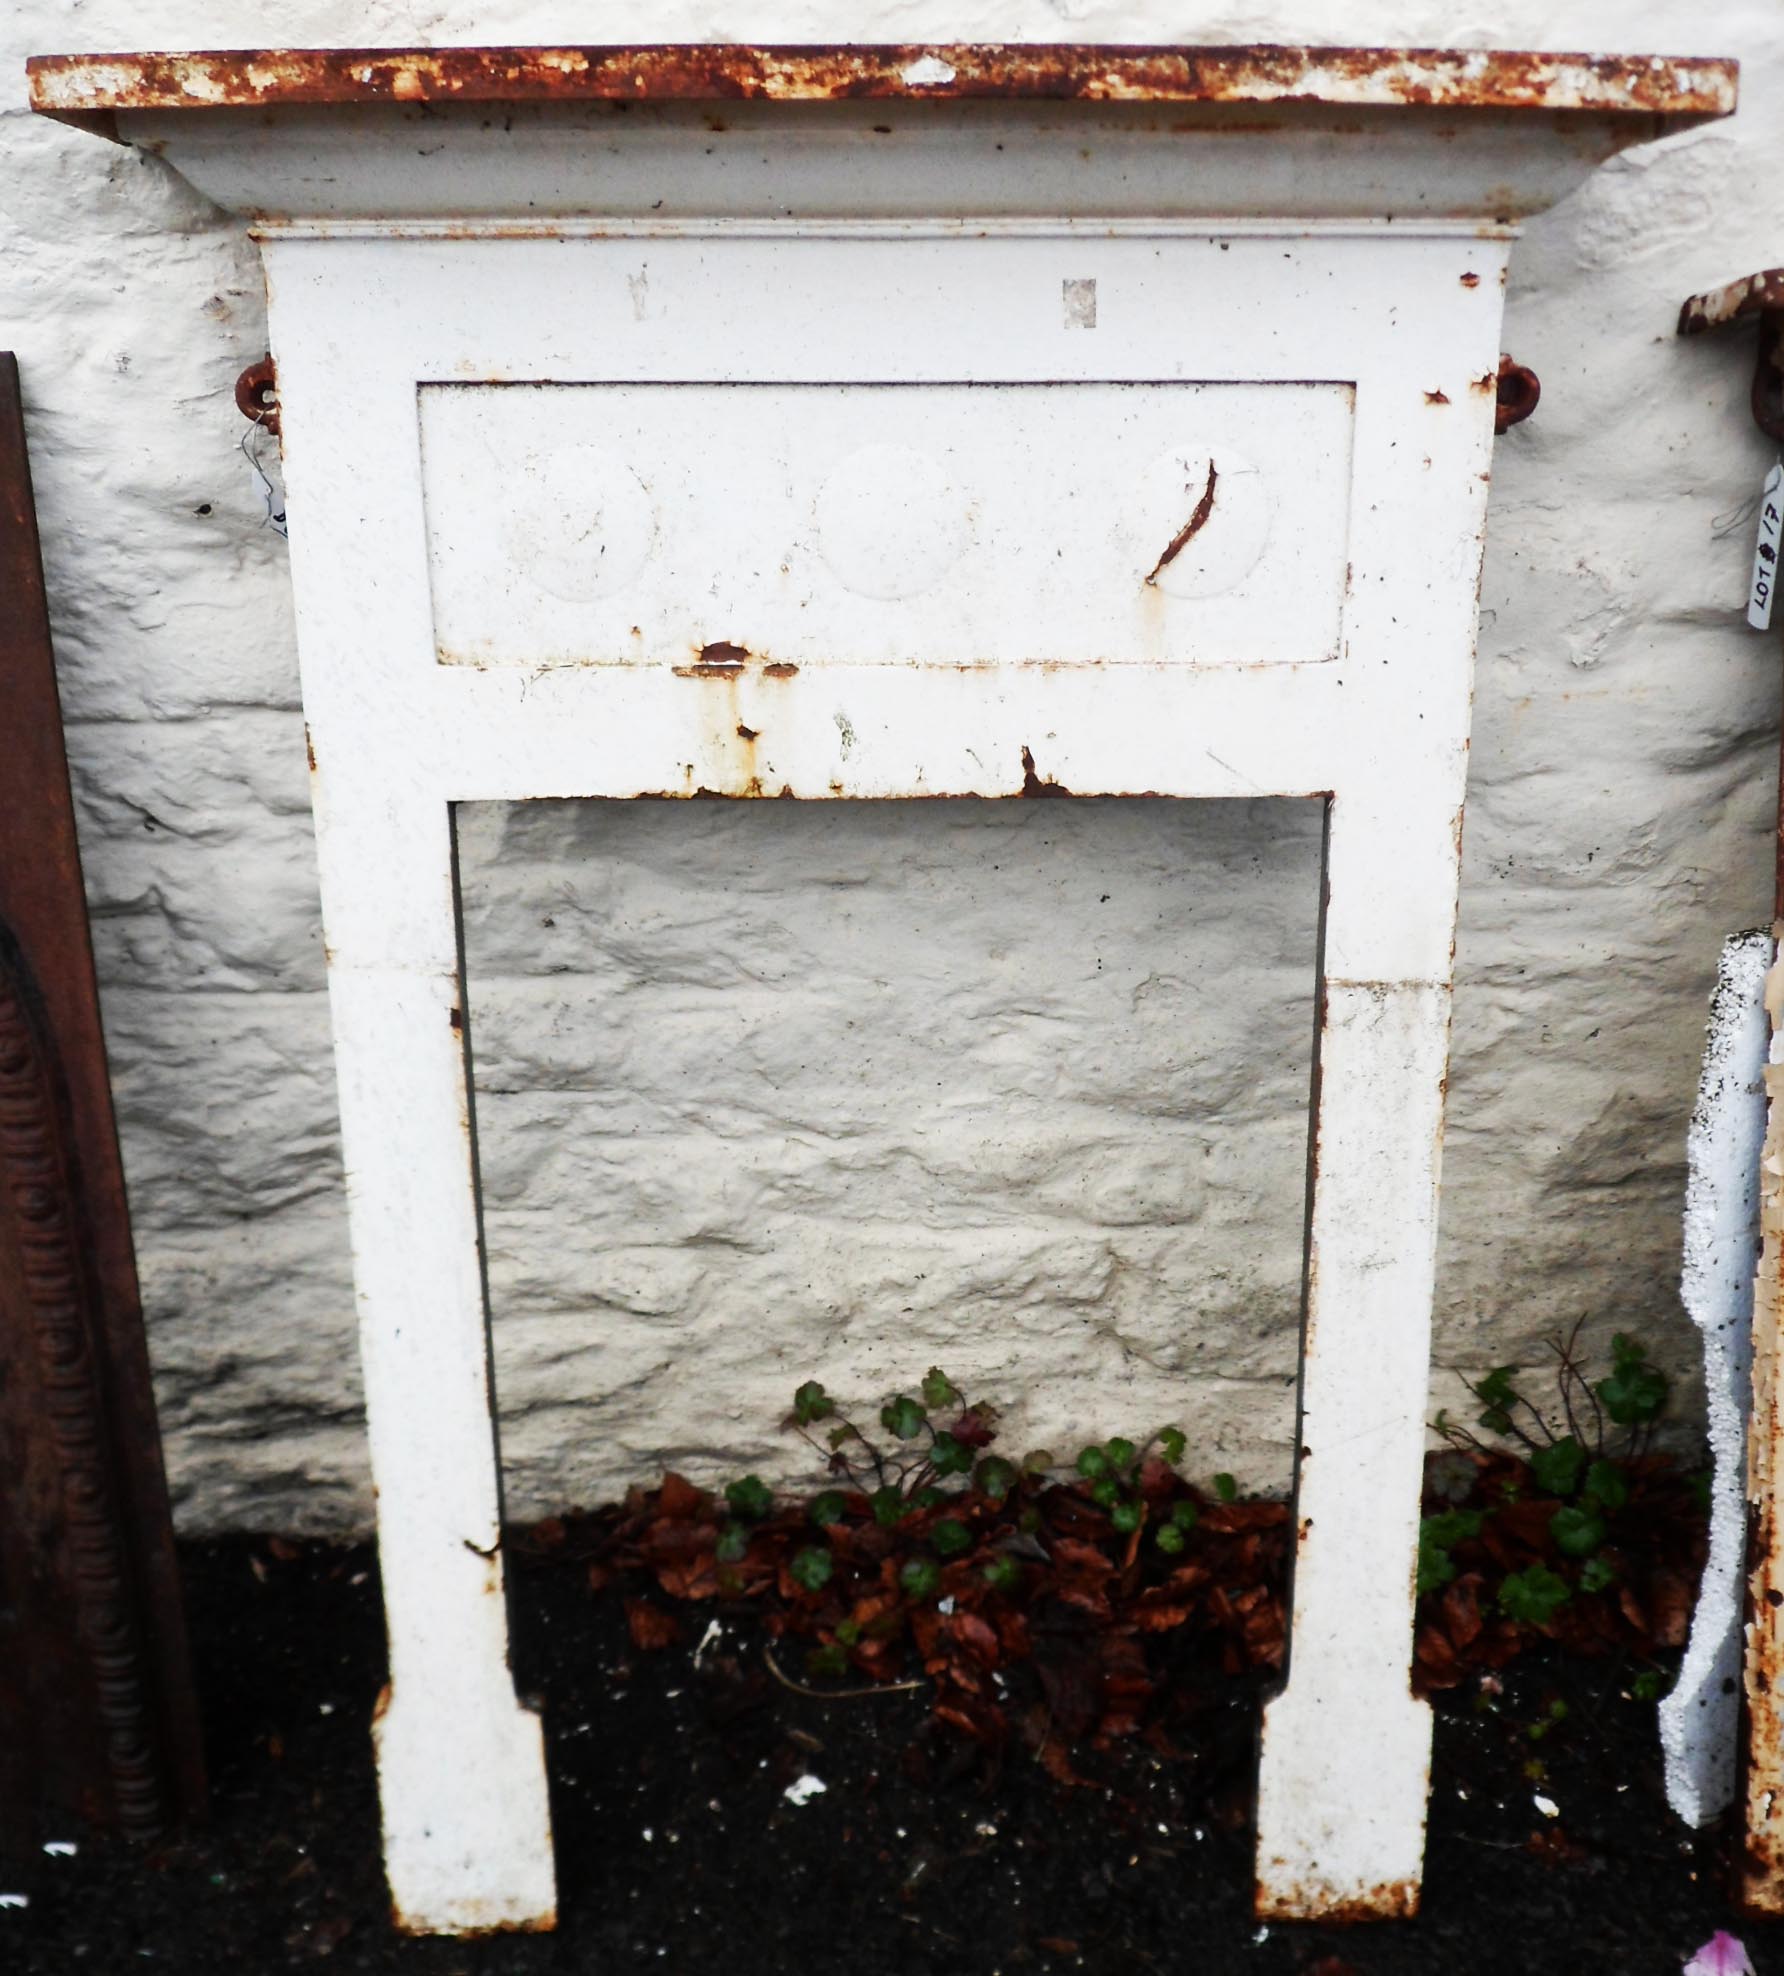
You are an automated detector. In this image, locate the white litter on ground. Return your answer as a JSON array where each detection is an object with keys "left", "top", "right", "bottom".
[
  {"left": 0, "top": 1895, "right": 29, "bottom": 1911},
  {"left": 42, "top": 1841, "right": 77, "bottom": 1857},
  {"left": 1533, "top": 1794, "right": 1560, "bottom": 1820},
  {"left": 783, "top": 1774, "right": 828, "bottom": 1806}
]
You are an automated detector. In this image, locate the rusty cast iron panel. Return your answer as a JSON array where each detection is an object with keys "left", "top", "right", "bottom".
[
  {"left": 0, "top": 353, "right": 205, "bottom": 1844},
  {"left": 26, "top": 42, "right": 1737, "bottom": 127}
]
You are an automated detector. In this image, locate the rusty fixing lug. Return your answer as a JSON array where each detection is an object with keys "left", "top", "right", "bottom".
[
  {"left": 234, "top": 356, "right": 280, "bottom": 436},
  {"left": 1493, "top": 356, "right": 1541, "bottom": 434},
  {"left": 1679, "top": 268, "right": 1784, "bottom": 442}
]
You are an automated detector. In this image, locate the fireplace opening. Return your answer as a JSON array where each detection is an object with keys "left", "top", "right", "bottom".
[{"left": 453, "top": 796, "right": 1324, "bottom": 1519}]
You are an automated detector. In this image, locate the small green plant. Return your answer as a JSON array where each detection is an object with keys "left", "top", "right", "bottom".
[
  {"left": 1499, "top": 1564, "right": 1572, "bottom": 1627},
  {"left": 776, "top": 1368, "right": 1011, "bottom": 1599},
  {"left": 1579, "top": 1554, "right": 1617, "bottom": 1594},
  {"left": 789, "top": 1546, "right": 834, "bottom": 1592},
  {"left": 1417, "top": 1509, "right": 1483, "bottom": 1595},
  {"left": 725, "top": 1475, "right": 774, "bottom": 1521},
  {"left": 1527, "top": 1698, "right": 1568, "bottom": 1743},
  {"left": 982, "top": 1554, "right": 1022, "bottom": 1593},
  {"left": 900, "top": 1556, "right": 942, "bottom": 1601},
  {"left": 1434, "top": 1320, "right": 1671, "bottom": 1613},
  {"left": 769, "top": 1368, "right": 1214, "bottom": 1620},
  {"left": 1069, "top": 1422, "right": 1192, "bottom": 1540},
  {"left": 786, "top": 1368, "right": 997, "bottom": 1515}
]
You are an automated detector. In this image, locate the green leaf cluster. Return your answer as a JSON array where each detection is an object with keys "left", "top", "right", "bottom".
[
  {"left": 1417, "top": 1509, "right": 1483, "bottom": 1595},
  {"left": 790, "top": 1546, "right": 833, "bottom": 1592},
  {"left": 725, "top": 1475, "right": 773, "bottom": 1521},
  {"left": 1155, "top": 1498, "right": 1201, "bottom": 1555},
  {"left": 1596, "top": 1335, "right": 1668, "bottom": 1427},
  {"left": 1499, "top": 1564, "right": 1570, "bottom": 1626},
  {"left": 881, "top": 1395, "right": 927, "bottom": 1441},
  {"left": 793, "top": 1381, "right": 833, "bottom": 1426}
]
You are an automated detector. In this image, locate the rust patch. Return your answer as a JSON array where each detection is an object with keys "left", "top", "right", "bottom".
[
  {"left": 1680, "top": 266, "right": 1784, "bottom": 336},
  {"left": 234, "top": 355, "right": 279, "bottom": 436},
  {"left": 1679, "top": 268, "right": 1784, "bottom": 443},
  {"left": 1493, "top": 355, "right": 1541, "bottom": 434},
  {"left": 698, "top": 639, "right": 750, "bottom": 665},
  {"left": 735, "top": 722, "right": 760, "bottom": 741},
  {"left": 1459, "top": 270, "right": 1481, "bottom": 288},
  {"left": 762, "top": 662, "right": 799, "bottom": 678},
  {"left": 1020, "top": 745, "right": 1073, "bottom": 797},
  {"left": 1144, "top": 459, "right": 1218, "bottom": 586},
  {"left": 303, "top": 724, "right": 316, "bottom": 772},
  {"left": 1424, "top": 389, "right": 1450, "bottom": 405},
  {"left": 448, "top": 1006, "right": 463, "bottom": 1033},
  {"left": 390, "top": 1889, "right": 558, "bottom": 1940},
  {"left": 25, "top": 45, "right": 1739, "bottom": 122},
  {"left": 1255, "top": 1874, "right": 1420, "bottom": 1923}
]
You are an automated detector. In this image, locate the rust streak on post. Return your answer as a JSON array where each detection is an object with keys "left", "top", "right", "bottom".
[
  {"left": 25, "top": 44, "right": 1739, "bottom": 122},
  {"left": 1144, "top": 459, "right": 1218, "bottom": 585}
]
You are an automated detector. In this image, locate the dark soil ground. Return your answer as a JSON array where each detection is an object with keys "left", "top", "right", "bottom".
[{"left": 0, "top": 1536, "right": 1771, "bottom": 1975}]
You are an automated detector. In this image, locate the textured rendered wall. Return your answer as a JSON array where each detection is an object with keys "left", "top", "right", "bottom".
[{"left": 2, "top": 3, "right": 1780, "bottom": 1530}]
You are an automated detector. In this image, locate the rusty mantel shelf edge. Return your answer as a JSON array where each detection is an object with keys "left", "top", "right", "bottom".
[{"left": 26, "top": 44, "right": 1738, "bottom": 129}]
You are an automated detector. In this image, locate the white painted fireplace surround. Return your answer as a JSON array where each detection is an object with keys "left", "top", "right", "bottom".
[{"left": 30, "top": 40, "right": 1735, "bottom": 1937}]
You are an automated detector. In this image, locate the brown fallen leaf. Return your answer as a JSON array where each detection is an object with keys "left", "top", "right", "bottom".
[
  {"left": 656, "top": 1472, "right": 707, "bottom": 1520},
  {"left": 624, "top": 1597, "right": 682, "bottom": 1652}
]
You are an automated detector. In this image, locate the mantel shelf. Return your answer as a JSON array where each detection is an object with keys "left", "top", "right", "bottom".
[{"left": 26, "top": 42, "right": 1738, "bottom": 226}]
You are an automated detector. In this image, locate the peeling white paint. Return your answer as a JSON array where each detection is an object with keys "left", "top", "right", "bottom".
[
  {"left": 898, "top": 54, "right": 956, "bottom": 86},
  {"left": 1662, "top": 929, "right": 1769, "bottom": 1826}
]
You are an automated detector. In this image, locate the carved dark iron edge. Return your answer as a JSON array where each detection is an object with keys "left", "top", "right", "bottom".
[{"left": 0, "top": 932, "right": 165, "bottom": 1836}]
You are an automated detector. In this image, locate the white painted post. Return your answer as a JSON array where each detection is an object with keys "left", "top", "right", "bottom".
[
  {"left": 307, "top": 776, "right": 555, "bottom": 1933},
  {"left": 1255, "top": 789, "right": 1462, "bottom": 1920}
]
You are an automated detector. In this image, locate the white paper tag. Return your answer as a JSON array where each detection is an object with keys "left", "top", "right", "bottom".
[{"left": 1752, "top": 462, "right": 1784, "bottom": 630}]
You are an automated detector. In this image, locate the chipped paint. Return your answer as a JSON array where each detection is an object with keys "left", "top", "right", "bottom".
[
  {"left": 1680, "top": 268, "right": 1784, "bottom": 337},
  {"left": 1663, "top": 930, "right": 1769, "bottom": 1829},
  {"left": 1679, "top": 269, "right": 1784, "bottom": 445}
]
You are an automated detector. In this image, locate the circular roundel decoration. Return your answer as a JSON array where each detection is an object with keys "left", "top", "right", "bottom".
[
  {"left": 1130, "top": 444, "right": 1271, "bottom": 598},
  {"left": 500, "top": 444, "right": 657, "bottom": 602},
  {"left": 814, "top": 443, "right": 974, "bottom": 601}
]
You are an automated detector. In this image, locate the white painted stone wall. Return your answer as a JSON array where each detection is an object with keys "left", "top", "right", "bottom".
[{"left": 3, "top": 2, "right": 1781, "bottom": 1531}]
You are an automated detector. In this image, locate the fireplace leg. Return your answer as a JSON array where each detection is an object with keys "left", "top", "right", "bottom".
[
  {"left": 1253, "top": 795, "right": 1458, "bottom": 1919},
  {"left": 315, "top": 792, "right": 556, "bottom": 1935}
]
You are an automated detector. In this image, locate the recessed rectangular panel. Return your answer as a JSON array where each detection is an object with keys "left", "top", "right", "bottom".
[{"left": 420, "top": 381, "right": 1353, "bottom": 668}]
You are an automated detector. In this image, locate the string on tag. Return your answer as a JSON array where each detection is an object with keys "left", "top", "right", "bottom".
[{"left": 240, "top": 424, "right": 288, "bottom": 539}]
